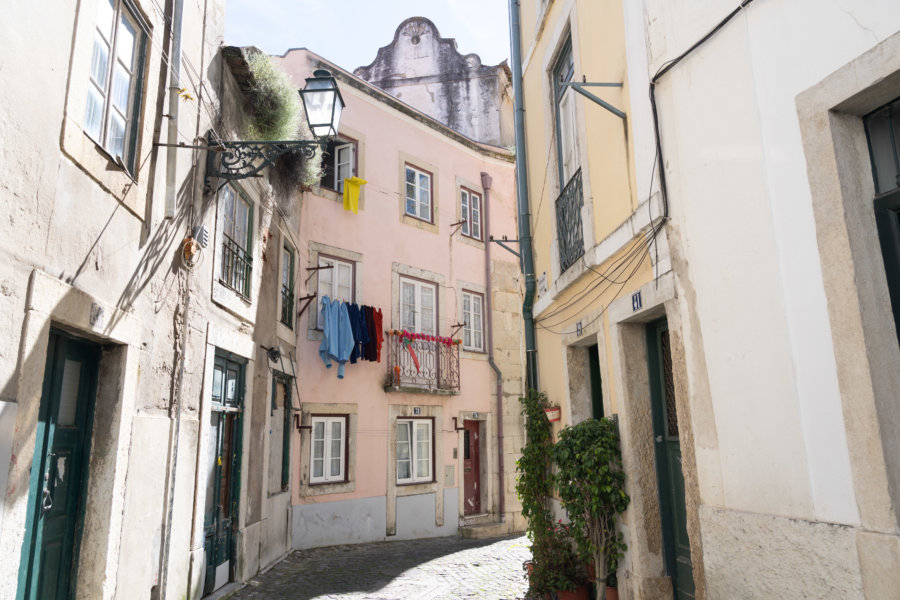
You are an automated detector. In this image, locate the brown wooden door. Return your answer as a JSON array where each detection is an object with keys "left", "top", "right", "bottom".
[{"left": 463, "top": 420, "right": 481, "bottom": 515}]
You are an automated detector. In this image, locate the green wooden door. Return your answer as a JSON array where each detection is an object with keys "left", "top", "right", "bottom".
[
  {"left": 203, "top": 355, "right": 244, "bottom": 595},
  {"left": 18, "top": 332, "right": 99, "bottom": 600},
  {"left": 647, "top": 320, "right": 694, "bottom": 600},
  {"left": 874, "top": 189, "right": 900, "bottom": 346}
]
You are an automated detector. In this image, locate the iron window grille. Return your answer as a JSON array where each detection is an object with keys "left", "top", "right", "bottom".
[
  {"left": 556, "top": 168, "right": 585, "bottom": 273},
  {"left": 221, "top": 234, "right": 253, "bottom": 298}
]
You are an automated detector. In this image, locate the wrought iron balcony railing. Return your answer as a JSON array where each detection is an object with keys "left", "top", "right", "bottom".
[
  {"left": 221, "top": 234, "right": 252, "bottom": 298},
  {"left": 556, "top": 167, "right": 585, "bottom": 273},
  {"left": 384, "top": 332, "right": 460, "bottom": 393},
  {"left": 280, "top": 284, "right": 294, "bottom": 329}
]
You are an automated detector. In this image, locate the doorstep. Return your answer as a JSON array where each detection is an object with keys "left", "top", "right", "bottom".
[{"left": 458, "top": 520, "right": 512, "bottom": 539}]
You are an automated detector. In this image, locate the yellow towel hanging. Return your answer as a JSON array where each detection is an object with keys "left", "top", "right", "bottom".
[{"left": 343, "top": 176, "right": 367, "bottom": 213}]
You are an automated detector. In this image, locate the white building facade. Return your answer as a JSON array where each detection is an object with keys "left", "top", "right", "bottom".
[{"left": 620, "top": 0, "right": 900, "bottom": 597}]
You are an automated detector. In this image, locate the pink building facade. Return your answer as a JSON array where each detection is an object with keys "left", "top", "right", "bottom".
[{"left": 275, "top": 48, "right": 525, "bottom": 548}]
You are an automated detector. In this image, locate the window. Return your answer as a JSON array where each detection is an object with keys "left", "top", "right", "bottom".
[
  {"left": 460, "top": 189, "right": 482, "bottom": 240},
  {"left": 864, "top": 97, "right": 900, "bottom": 345},
  {"left": 219, "top": 185, "right": 253, "bottom": 298},
  {"left": 553, "top": 39, "right": 577, "bottom": 186},
  {"left": 405, "top": 165, "right": 433, "bottom": 222},
  {"left": 400, "top": 277, "right": 437, "bottom": 334},
  {"left": 310, "top": 416, "right": 347, "bottom": 484},
  {"left": 280, "top": 243, "right": 295, "bottom": 328},
  {"left": 84, "top": 0, "right": 147, "bottom": 173},
  {"left": 462, "top": 291, "right": 484, "bottom": 352},
  {"left": 319, "top": 137, "right": 357, "bottom": 193},
  {"left": 268, "top": 376, "right": 292, "bottom": 493},
  {"left": 316, "top": 255, "right": 355, "bottom": 329},
  {"left": 397, "top": 418, "right": 433, "bottom": 483}
]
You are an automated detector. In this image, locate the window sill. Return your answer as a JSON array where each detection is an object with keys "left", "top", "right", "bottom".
[
  {"left": 276, "top": 320, "right": 295, "bottom": 346},
  {"left": 61, "top": 116, "right": 146, "bottom": 218},
  {"left": 212, "top": 281, "right": 256, "bottom": 323},
  {"left": 301, "top": 479, "right": 355, "bottom": 497},
  {"left": 395, "top": 480, "right": 438, "bottom": 495},
  {"left": 401, "top": 213, "right": 439, "bottom": 234}
]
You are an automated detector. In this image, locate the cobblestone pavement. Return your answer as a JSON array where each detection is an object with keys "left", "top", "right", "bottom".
[{"left": 228, "top": 535, "right": 532, "bottom": 600}]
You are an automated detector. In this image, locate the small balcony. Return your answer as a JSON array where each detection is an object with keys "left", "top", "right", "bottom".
[
  {"left": 384, "top": 331, "right": 460, "bottom": 394},
  {"left": 556, "top": 167, "right": 585, "bottom": 273}
]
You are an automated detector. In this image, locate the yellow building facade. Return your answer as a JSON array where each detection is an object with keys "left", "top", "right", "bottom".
[{"left": 512, "top": 0, "right": 704, "bottom": 598}]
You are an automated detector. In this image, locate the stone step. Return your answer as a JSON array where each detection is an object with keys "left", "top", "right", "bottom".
[{"left": 458, "top": 521, "right": 512, "bottom": 539}]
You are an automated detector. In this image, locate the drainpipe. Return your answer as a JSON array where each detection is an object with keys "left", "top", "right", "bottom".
[
  {"left": 481, "top": 172, "right": 506, "bottom": 523},
  {"left": 158, "top": 0, "right": 185, "bottom": 598},
  {"left": 508, "top": 0, "right": 539, "bottom": 390},
  {"left": 164, "top": 0, "right": 184, "bottom": 219}
]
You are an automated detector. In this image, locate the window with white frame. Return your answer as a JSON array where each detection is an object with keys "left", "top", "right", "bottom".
[
  {"left": 316, "top": 255, "right": 355, "bottom": 329},
  {"left": 219, "top": 185, "right": 253, "bottom": 298},
  {"left": 405, "top": 164, "right": 433, "bottom": 222},
  {"left": 84, "top": 0, "right": 148, "bottom": 173},
  {"left": 462, "top": 291, "right": 484, "bottom": 352},
  {"left": 554, "top": 39, "right": 578, "bottom": 186},
  {"left": 396, "top": 418, "right": 433, "bottom": 483},
  {"left": 310, "top": 416, "right": 347, "bottom": 484},
  {"left": 400, "top": 277, "right": 437, "bottom": 335},
  {"left": 460, "top": 189, "right": 482, "bottom": 240},
  {"left": 320, "top": 137, "right": 356, "bottom": 193}
]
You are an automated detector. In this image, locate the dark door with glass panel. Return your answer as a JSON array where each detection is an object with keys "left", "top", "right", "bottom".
[
  {"left": 203, "top": 355, "right": 244, "bottom": 595},
  {"left": 463, "top": 420, "right": 481, "bottom": 515},
  {"left": 864, "top": 98, "right": 900, "bottom": 346},
  {"left": 647, "top": 319, "right": 694, "bottom": 599},
  {"left": 18, "top": 332, "right": 99, "bottom": 600}
]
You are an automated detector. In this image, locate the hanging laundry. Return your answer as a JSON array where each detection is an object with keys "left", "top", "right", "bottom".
[
  {"left": 363, "top": 305, "right": 378, "bottom": 362},
  {"left": 373, "top": 307, "right": 384, "bottom": 363},
  {"left": 347, "top": 302, "right": 369, "bottom": 364},
  {"left": 318, "top": 296, "right": 354, "bottom": 378},
  {"left": 342, "top": 176, "right": 368, "bottom": 213}
]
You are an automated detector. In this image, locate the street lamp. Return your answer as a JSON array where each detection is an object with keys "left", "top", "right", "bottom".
[
  {"left": 300, "top": 69, "right": 345, "bottom": 138},
  {"left": 205, "top": 68, "right": 345, "bottom": 186}
]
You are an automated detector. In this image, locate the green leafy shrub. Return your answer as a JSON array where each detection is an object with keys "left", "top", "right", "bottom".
[
  {"left": 517, "top": 390, "right": 584, "bottom": 596},
  {"left": 553, "top": 418, "right": 630, "bottom": 595}
]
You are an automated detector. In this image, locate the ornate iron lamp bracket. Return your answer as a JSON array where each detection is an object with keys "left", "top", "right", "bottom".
[{"left": 204, "top": 131, "right": 323, "bottom": 191}]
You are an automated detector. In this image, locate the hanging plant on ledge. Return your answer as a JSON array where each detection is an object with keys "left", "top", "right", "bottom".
[{"left": 241, "top": 50, "right": 323, "bottom": 189}]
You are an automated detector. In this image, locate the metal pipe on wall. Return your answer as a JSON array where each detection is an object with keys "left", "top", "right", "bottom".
[
  {"left": 508, "top": 0, "right": 539, "bottom": 391},
  {"left": 481, "top": 171, "right": 506, "bottom": 522}
]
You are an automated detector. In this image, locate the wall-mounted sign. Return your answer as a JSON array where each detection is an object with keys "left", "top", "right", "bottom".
[
  {"left": 576, "top": 321, "right": 583, "bottom": 336},
  {"left": 413, "top": 407, "right": 421, "bottom": 415},
  {"left": 632, "top": 291, "right": 642, "bottom": 312}
]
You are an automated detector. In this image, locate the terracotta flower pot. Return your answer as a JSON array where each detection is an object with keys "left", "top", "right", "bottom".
[
  {"left": 556, "top": 584, "right": 589, "bottom": 600},
  {"left": 605, "top": 586, "right": 619, "bottom": 600}
]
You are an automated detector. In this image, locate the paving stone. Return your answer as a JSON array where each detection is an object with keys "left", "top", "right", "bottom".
[{"left": 227, "top": 535, "right": 532, "bottom": 600}]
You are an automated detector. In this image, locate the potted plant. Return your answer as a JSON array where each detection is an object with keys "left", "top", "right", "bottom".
[{"left": 553, "top": 418, "right": 630, "bottom": 600}]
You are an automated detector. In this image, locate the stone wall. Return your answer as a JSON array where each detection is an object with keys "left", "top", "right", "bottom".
[{"left": 354, "top": 17, "right": 513, "bottom": 147}]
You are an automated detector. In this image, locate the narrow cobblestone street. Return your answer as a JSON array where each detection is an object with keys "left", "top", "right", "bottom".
[{"left": 227, "top": 535, "right": 532, "bottom": 600}]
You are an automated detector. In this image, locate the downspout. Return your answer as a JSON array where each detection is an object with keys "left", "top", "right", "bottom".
[
  {"left": 164, "top": 0, "right": 185, "bottom": 219},
  {"left": 508, "top": 0, "right": 539, "bottom": 390},
  {"left": 158, "top": 0, "right": 185, "bottom": 597},
  {"left": 481, "top": 172, "right": 505, "bottom": 523}
]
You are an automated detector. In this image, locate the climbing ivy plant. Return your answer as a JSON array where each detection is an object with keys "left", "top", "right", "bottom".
[{"left": 516, "top": 389, "right": 570, "bottom": 596}]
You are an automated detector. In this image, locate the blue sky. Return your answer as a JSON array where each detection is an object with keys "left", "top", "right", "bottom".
[{"left": 224, "top": 0, "right": 512, "bottom": 72}]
